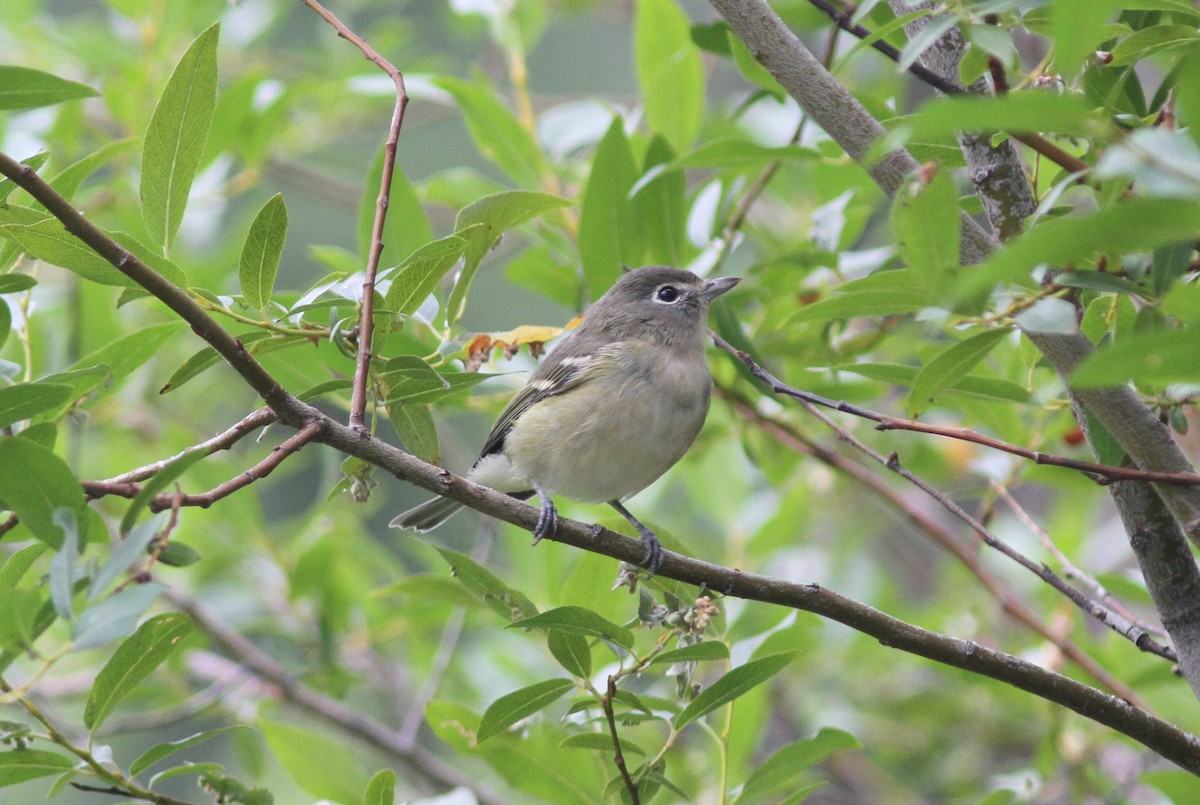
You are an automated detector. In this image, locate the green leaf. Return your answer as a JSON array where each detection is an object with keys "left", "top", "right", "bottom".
[
  {"left": 140, "top": 23, "right": 220, "bottom": 251},
  {"left": 71, "top": 582, "right": 165, "bottom": 652},
  {"left": 148, "top": 761, "right": 225, "bottom": 788},
  {"left": 390, "top": 375, "right": 495, "bottom": 407},
  {"left": 89, "top": 515, "right": 166, "bottom": 601},
  {"left": 1054, "top": 270, "right": 1147, "bottom": 297},
  {"left": 433, "top": 75, "right": 545, "bottom": 187},
  {"left": 635, "top": 0, "right": 704, "bottom": 151},
  {"left": 649, "top": 640, "right": 730, "bottom": 665},
  {"left": 1110, "top": 24, "right": 1200, "bottom": 66},
  {"left": 736, "top": 728, "right": 860, "bottom": 804},
  {"left": 728, "top": 30, "right": 784, "bottom": 98},
  {"left": 388, "top": 401, "right": 440, "bottom": 464},
  {"left": 48, "top": 509, "right": 79, "bottom": 621},
  {"left": 446, "top": 190, "right": 571, "bottom": 325},
  {"left": 0, "top": 382, "right": 73, "bottom": 428},
  {"left": 436, "top": 547, "right": 539, "bottom": 620},
  {"left": 892, "top": 166, "right": 960, "bottom": 287},
  {"left": 383, "top": 233, "right": 469, "bottom": 315},
  {"left": 966, "top": 199, "right": 1200, "bottom": 299},
  {"left": 510, "top": 606, "right": 634, "bottom": 649},
  {"left": 897, "top": 15, "right": 958, "bottom": 70},
  {"left": 0, "top": 438, "right": 85, "bottom": 548},
  {"left": 261, "top": 719, "right": 369, "bottom": 804},
  {"left": 0, "top": 274, "right": 37, "bottom": 294},
  {"left": 839, "top": 362, "right": 1033, "bottom": 403},
  {"left": 84, "top": 612, "right": 193, "bottom": 732},
  {"left": 477, "top": 678, "right": 575, "bottom": 742},
  {"left": 0, "top": 749, "right": 74, "bottom": 785},
  {"left": 560, "top": 732, "right": 646, "bottom": 755},
  {"left": 157, "top": 541, "right": 202, "bottom": 567},
  {"left": 1142, "top": 769, "right": 1200, "bottom": 804},
  {"left": 69, "top": 322, "right": 184, "bottom": 384},
  {"left": 130, "top": 726, "right": 248, "bottom": 777},
  {"left": 547, "top": 628, "right": 592, "bottom": 677},
  {"left": 159, "top": 331, "right": 276, "bottom": 394},
  {"left": 787, "top": 289, "right": 931, "bottom": 323},
  {"left": 632, "top": 135, "right": 686, "bottom": 267},
  {"left": 0, "top": 66, "right": 97, "bottom": 110},
  {"left": 239, "top": 193, "right": 288, "bottom": 310},
  {"left": 48, "top": 139, "right": 138, "bottom": 204},
  {"left": 1051, "top": 0, "right": 1116, "bottom": 76},
  {"left": 363, "top": 769, "right": 397, "bottom": 805},
  {"left": 675, "top": 652, "right": 796, "bottom": 730},
  {"left": 900, "top": 92, "right": 1104, "bottom": 144},
  {"left": 578, "top": 116, "right": 642, "bottom": 300},
  {"left": 0, "top": 219, "right": 130, "bottom": 286},
  {"left": 0, "top": 153, "right": 49, "bottom": 205},
  {"left": 908, "top": 329, "right": 1012, "bottom": 416},
  {"left": 1070, "top": 327, "right": 1200, "bottom": 387}
]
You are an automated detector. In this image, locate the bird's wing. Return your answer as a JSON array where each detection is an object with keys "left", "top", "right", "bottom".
[{"left": 476, "top": 336, "right": 614, "bottom": 461}]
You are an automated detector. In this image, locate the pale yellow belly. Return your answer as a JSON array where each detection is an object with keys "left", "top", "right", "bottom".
[{"left": 505, "top": 360, "right": 710, "bottom": 503}]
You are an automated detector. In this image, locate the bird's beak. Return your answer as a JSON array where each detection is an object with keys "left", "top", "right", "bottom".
[{"left": 700, "top": 276, "right": 740, "bottom": 301}]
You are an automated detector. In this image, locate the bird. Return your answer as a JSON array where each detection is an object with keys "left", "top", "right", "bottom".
[{"left": 390, "top": 266, "right": 740, "bottom": 573}]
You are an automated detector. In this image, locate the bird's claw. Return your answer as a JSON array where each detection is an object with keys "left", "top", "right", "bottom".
[
  {"left": 532, "top": 496, "right": 558, "bottom": 544},
  {"left": 639, "top": 530, "right": 664, "bottom": 577}
]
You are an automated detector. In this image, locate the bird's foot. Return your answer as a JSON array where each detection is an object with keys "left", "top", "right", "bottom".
[
  {"left": 636, "top": 526, "right": 664, "bottom": 577},
  {"left": 532, "top": 491, "right": 557, "bottom": 545}
]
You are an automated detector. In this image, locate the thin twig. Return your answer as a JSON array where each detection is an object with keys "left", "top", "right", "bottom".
[
  {"left": 301, "top": 0, "right": 410, "bottom": 433},
  {"left": 99, "top": 408, "right": 276, "bottom": 485},
  {"left": 604, "top": 675, "right": 640, "bottom": 804},
  {"left": 0, "top": 677, "right": 194, "bottom": 805},
  {"left": 722, "top": 389, "right": 1153, "bottom": 698},
  {"left": 991, "top": 480, "right": 1168, "bottom": 640},
  {"left": 711, "top": 332, "right": 1200, "bottom": 486},
  {"left": 82, "top": 421, "right": 324, "bottom": 511}
]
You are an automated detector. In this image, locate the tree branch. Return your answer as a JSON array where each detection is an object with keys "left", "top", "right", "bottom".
[
  {"left": 99, "top": 408, "right": 277, "bottom": 485},
  {"left": 300, "top": 0, "right": 410, "bottom": 433},
  {"left": 164, "top": 590, "right": 506, "bottom": 805},
  {"left": 82, "top": 421, "right": 323, "bottom": 512},
  {"left": 722, "top": 389, "right": 1169, "bottom": 695},
  {"left": 0, "top": 153, "right": 298, "bottom": 426}
]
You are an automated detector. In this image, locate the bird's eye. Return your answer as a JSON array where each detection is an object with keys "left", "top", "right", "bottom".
[{"left": 655, "top": 285, "right": 680, "bottom": 303}]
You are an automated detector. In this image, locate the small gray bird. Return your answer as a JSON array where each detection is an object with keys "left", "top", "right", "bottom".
[{"left": 390, "top": 266, "right": 740, "bottom": 573}]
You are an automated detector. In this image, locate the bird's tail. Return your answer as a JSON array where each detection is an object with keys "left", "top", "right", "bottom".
[{"left": 389, "top": 497, "right": 464, "bottom": 531}]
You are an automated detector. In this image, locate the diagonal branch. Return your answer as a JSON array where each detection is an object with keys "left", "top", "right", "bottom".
[{"left": 722, "top": 389, "right": 1166, "bottom": 697}]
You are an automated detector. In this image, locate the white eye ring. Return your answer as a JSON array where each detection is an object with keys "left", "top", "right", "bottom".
[{"left": 654, "top": 285, "right": 681, "bottom": 304}]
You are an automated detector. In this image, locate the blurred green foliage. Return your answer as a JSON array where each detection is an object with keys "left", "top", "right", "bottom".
[{"left": 2, "top": 0, "right": 1200, "bottom": 802}]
